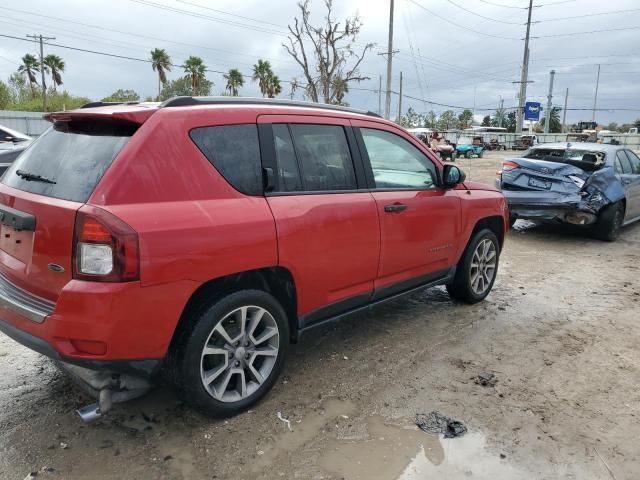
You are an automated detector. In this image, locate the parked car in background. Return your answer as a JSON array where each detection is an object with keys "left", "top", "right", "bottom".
[
  {"left": 484, "top": 138, "right": 508, "bottom": 151},
  {"left": 408, "top": 128, "right": 456, "bottom": 161},
  {"left": 456, "top": 136, "right": 485, "bottom": 158},
  {"left": 0, "top": 125, "right": 32, "bottom": 150},
  {"left": 496, "top": 142, "right": 640, "bottom": 241},
  {"left": 0, "top": 125, "right": 33, "bottom": 176},
  {"left": 0, "top": 97, "right": 508, "bottom": 420},
  {"left": 511, "top": 135, "right": 538, "bottom": 151}
]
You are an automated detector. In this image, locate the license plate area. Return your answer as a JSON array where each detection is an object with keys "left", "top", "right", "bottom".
[
  {"left": 0, "top": 224, "right": 34, "bottom": 263},
  {"left": 528, "top": 177, "right": 551, "bottom": 189}
]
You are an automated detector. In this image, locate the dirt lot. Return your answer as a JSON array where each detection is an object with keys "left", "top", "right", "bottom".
[{"left": 1, "top": 150, "right": 639, "bottom": 480}]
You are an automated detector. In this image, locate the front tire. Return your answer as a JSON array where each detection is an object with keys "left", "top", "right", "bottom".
[
  {"left": 447, "top": 229, "right": 500, "bottom": 303},
  {"left": 465, "top": 150, "right": 472, "bottom": 159},
  {"left": 478, "top": 149, "right": 484, "bottom": 158},
  {"left": 593, "top": 201, "right": 624, "bottom": 242},
  {"left": 175, "top": 290, "right": 289, "bottom": 418}
]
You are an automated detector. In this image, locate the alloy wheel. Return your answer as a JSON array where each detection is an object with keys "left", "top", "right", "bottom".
[
  {"left": 200, "top": 306, "right": 279, "bottom": 402},
  {"left": 470, "top": 238, "right": 497, "bottom": 295}
]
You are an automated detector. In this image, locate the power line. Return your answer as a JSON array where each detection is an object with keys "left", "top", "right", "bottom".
[
  {"left": 175, "top": 0, "right": 284, "bottom": 29},
  {"left": 445, "top": 0, "right": 523, "bottom": 24},
  {"left": 405, "top": 0, "right": 520, "bottom": 40},
  {"left": 477, "top": 0, "right": 526, "bottom": 9},
  {"left": 532, "top": 26, "right": 640, "bottom": 39},
  {"left": 537, "top": 8, "right": 640, "bottom": 23}
]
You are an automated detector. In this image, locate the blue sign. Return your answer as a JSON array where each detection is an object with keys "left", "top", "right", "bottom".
[{"left": 524, "top": 102, "right": 541, "bottom": 121}]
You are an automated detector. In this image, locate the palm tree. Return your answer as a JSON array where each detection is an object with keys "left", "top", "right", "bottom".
[
  {"left": 252, "top": 59, "right": 273, "bottom": 97},
  {"left": 182, "top": 56, "right": 206, "bottom": 95},
  {"left": 539, "top": 107, "right": 563, "bottom": 133},
  {"left": 150, "top": 48, "right": 172, "bottom": 99},
  {"left": 265, "top": 74, "right": 282, "bottom": 98},
  {"left": 17, "top": 54, "right": 40, "bottom": 98},
  {"left": 224, "top": 68, "right": 244, "bottom": 96},
  {"left": 43, "top": 54, "right": 65, "bottom": 92}
]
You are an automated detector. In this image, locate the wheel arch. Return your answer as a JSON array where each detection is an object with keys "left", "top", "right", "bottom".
[
  {"left": 469, "top": 216, "right": 505, "bottom": 250},
  {"left": 168, "top": 267, "right": 299, "bottom": 361}
]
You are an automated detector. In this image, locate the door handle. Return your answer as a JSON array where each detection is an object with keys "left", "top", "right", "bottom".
[{"left": 384, "top": 203, "right": 408, "bottom": 213}]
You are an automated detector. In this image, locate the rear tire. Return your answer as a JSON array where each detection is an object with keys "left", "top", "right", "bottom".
[
  {"left": 478, "top": 149, "right": 484, "bottom": 158},
  {"left": 447, "top": 229, "right": 500, "bottom": 304},
  {"left": 593, "top": 201, "right": 624, "bottom": 242},
  {"left": 175, "top": 290, "right": 289, "bottom": 418},
  {"left": 465, "top": 151, "right": 472, "bottom": 159}
]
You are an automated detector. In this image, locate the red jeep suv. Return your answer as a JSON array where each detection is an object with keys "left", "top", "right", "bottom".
[{"left": 0, "top": 98, "right": 508, "bottom": 418}]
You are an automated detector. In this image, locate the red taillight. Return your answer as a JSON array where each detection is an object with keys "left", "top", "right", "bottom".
[
  {"left": 501, "top": 161, "right": 519, "bottom": 171},
  {"left": 73, "top": 206, "right": 139, "bottom": 282}
]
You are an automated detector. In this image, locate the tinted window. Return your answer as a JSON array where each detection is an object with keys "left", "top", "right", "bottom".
[
  {"left": 190, "top": 124, "right": 262, "bottom": 195},
  {"left": 272, "top": 125, "right": 302, "bottom": 192},
  {"left": 360, "top": 128, "right": 437, "bottom": 189},
  {"left": 289, "top": 124, "right": 356, "bottom": 191},
  {"left": 2, "top": 121, "right": 135, "bottom": 202},
  {"left": 623, "top": 150, "right": 640, "bottom": 174},
  {"left": 615, "top": 151, "right": 632, "bottom": 174}
]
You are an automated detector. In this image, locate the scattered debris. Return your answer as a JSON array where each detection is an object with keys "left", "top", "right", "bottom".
[
  {"left": 163, "top": 455, "right": 172, "bottom": 461},
  {"left": 277, "top": 412, "right": 293, "bottom": 432},
  {"left": 474, "top": 372, "right": 498, "bottom": 387},
  {"left": 415, "top": 411, "right": 467, "bottom": 438},
  {"left": 594, "top": 447, "right": 618, "bottom": 480},
  {"left": 343, "top": 356, "right": 349, "bottom": 360},
  {"left": 257, "top": 450, "right": 264, "bottom": 456},
  {"left": 59, "top": 442, "right": 68, "bottom": 450},
  {"left": 23, "top": 473, "right": 37, "bottom": 480},
  {"left": 500, "top": 453, "right": 507, "bottom": 459}
]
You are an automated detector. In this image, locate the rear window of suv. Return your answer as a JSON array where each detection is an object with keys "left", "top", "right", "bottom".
[{"left": 2, "top": 121, "right": 136, "bottom": 202}]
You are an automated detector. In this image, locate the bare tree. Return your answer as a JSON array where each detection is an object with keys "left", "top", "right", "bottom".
[{"left": 283, "top": 0, "right": 374, "bottom": 104}]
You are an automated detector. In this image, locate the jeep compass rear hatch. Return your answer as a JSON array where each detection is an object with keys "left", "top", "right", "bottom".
[{"left": 0, "top": 119, "right": 137, "bottom": 304}]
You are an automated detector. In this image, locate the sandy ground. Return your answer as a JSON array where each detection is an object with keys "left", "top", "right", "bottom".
[{"left": 1, "top": 150, "right": 639, "bottom": 480}]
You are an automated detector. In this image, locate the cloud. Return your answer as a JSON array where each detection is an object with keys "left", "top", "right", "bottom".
[{"left": 0, "top": 0, "right": 638, "bottom": 124}]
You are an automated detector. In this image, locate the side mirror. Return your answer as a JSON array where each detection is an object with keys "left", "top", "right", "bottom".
[{"left": 443, "top": 164, "right": 466, "bottom": 187}]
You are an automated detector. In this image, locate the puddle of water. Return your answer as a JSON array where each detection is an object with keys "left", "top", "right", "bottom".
[
  {"left": 320, "top": 417, "right": 526, "bottom": 480},
  {"left": 251, "top": 397, "right": 357, "bottom": 472},
  {"left": 319, "top": 415, "right": 444, "bottom": 480}
]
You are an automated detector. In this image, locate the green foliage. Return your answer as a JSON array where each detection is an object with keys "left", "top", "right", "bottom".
[
  {"left": 252, "top": 59, "right": 280, "bottom": 98},
  {"left": 0, "top": 81, "right": 12, "bottom": 109},
  {"left": 159, "top": 77, "right": 213, "bottom": 100},
  {"left": 634, "top": 118, "right": 640, "bottom": 129},
  {"left": 538, "top": 107, "right": 562, "bottom": 133},
  {"left": 481, "top": 115, "right": 491, "bottom": 127},
  {"left": 424, "top": 111, "right": 437, "bottom": 128},
  {"left": 101, "top": 89, "right": 140, "bottom": 102},
  {"left": 182, "top": 56, "right": 207, "bottom": 95},
  {"left": 457, "top": 109, "right": 473, "bottom": 128},
  {"left": 398, "top": 107, "right": 423, "bottom": 127},
  {"left": 18, "top": 54, "right": 40, "bottom": 97},
  {"left": 437, "top": 110, "right": 458, "bottom": 130},
  {"left": 43, "top": 54, "right": 65, "bottom": 91},
  {"left": 224, "top": 68, "right": 244, "bottom": 96},
  {"left": 150, "top": 48, "right": 172, "bottom": 99}
]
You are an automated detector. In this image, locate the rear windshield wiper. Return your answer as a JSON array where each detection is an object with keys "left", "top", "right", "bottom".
[{"left": 15, "top": 170, "right": 57, "bottom": 184}]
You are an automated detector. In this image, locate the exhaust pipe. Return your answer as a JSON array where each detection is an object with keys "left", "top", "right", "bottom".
[
  {"left": 77, "top": 388, "right": 113, "bottom": 423},
  {"left": 77, "top": 403, "right": 102, "bottom": 423}
]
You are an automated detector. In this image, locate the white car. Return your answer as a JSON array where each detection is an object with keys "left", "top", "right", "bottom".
[{"left": 0, "top": 125, "right": 32, "bottom": 151}]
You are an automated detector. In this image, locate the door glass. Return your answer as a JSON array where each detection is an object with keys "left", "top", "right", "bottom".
[
  {"left": 272, "top": 125, "right": 302, "bottom": 192},
  {"left": 360, "top": 128, "right": 437, "bottom": 189},
  {"left": 615, "top": 151, "right": 632, "bottom": 174},
  {"left": 289, "top": 124, "right": 357, "bottom": 191},
  {"left": 623, "top": 150, "right": 640, "bottom": 174}
]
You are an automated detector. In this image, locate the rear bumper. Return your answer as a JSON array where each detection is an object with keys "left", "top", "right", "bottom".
[
  {"left": 0, "top": 275, "right": 200, "bottom": 374},
  {"left": 0, "top": 318, "right": 161, "bottom": 377},
  {"left": 503, "top": 190, "right": 598, "bottom": 224}
]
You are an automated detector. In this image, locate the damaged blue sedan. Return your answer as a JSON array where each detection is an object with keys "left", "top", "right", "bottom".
[{"left": 496, "top": 143, "right": 640, "bottom": 241}]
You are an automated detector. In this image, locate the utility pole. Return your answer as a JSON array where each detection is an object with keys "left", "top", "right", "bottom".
[
  {"left": 378, "top": 75, "right": 382, "bottom": 116},
  {"left": 562, "top": 87, "right": 569, "bottom": 133},
  {"left": 592, "top": 64, "right": 600, "bottom": 123},
  {"left": 498, "top": 96, "right": 504, "bottom": 128},
  {"left": 397, "top": 71, "right": 403, "bottom": 122},
  {"left": 384, "top": 0, "right": 394, "bottom": 120},
  {"left": 516, "top": 0, "right": 534, "bottom": 133},
  {"left": 27, "top": 34, "right": 55, "bottom": 112},
  {"left": 544, "top": 69, "right": 555, "bottom": 134}
]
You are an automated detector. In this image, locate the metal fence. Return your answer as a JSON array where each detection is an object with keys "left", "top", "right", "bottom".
[
  {"left": 443, "top": 131, "right": 640, "bottom": 148},
  {"left": 0, "top": 111, "right": 49, "bottom": 137}
]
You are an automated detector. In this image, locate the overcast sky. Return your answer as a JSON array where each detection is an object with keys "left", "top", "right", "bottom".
[{"left": 0, "top": 0, "right": 639, "bottom": 125}]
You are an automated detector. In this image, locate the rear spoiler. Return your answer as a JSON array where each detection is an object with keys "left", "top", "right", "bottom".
[{"left": 43, "top": 103, "right": 158, "bottom": 125}]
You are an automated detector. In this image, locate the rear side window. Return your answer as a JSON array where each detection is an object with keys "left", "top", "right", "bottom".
[
  {"left": 289, "top": 124, "right": 356, "bottom": 191},
  {"left": 623, "top": 150, "right": 640, "bottom": 174},
  {"left": 2, "top": 121, "right": 135, "bottom": 202},
  {"left": 190, "top": 124, "right": 262, "bottom": 195},
  {"left": 272, "top": 125, "right": 302, "bottom": 192},
  {"left": 615, "top": 152, "right": 632, "bottom": 174}
]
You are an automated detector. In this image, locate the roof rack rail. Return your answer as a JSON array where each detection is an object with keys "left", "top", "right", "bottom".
[
  {"left": 159, "top": 96, "right": 381, "bottom": 118},
  {"left": 80, "top": 101, "right": 140, "bottom": 109}
]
